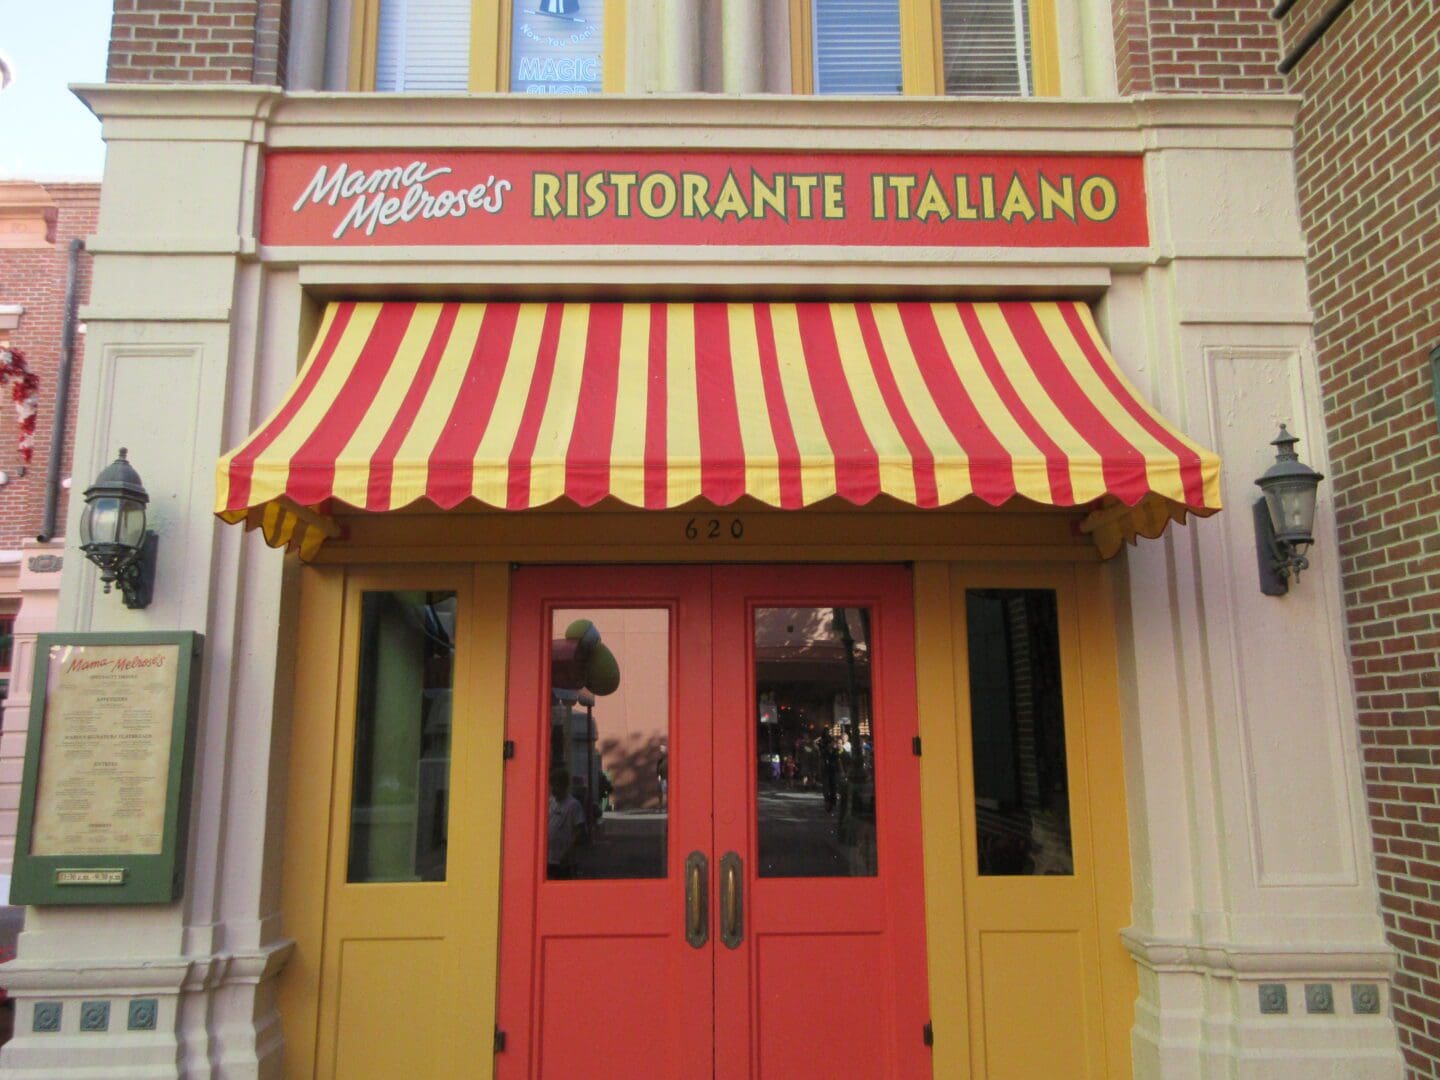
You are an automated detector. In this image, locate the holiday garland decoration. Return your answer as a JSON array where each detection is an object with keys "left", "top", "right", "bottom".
[{"left": 0, "top": 346, "right": 40, "bottom": 466}]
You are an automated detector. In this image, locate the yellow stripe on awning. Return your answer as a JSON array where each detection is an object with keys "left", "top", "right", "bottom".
[{"left": 217, "top": 300, "right": 1221, "bottom": 559}]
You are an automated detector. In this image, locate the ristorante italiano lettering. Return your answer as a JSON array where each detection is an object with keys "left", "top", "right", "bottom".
[
  {"left": 263, "top": 150, "right": 1148, "bottom": 247},
  {"left": 531, "top": 169, "right": 1119, "bottom": 224}
]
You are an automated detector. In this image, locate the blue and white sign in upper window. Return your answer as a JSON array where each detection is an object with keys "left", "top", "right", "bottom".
[
  {"left": 374, "top": 0, "right": 604, "bottom": 93},
  {"left": 512, "top": 0, "right": 604, "bottom": 94}
]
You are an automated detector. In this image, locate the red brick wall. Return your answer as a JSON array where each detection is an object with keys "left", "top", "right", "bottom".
[
  {"left": 1281, "top": 0, "right": 1440, "bottom": 1074},
  {"left": 1115, "top": 0, "right": 1286, "bottom": 94},
  {"left": 0, "top": 186, "right": 100, "bottom": 551},
  {"left": 107, "top": 0, "right": 287, "bottom": 85}
]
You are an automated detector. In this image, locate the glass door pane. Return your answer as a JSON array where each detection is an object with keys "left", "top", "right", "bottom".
[
  {"left": 754, "top": 606, "right": 878, "bottom": 878},
  {"left": 547, "top": 607, "right": 670, "bottom": 880}
]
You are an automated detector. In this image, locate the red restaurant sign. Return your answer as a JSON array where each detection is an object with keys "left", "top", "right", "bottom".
[{"left": 260, "top": 150, "right": 1148, "bottom": 248}]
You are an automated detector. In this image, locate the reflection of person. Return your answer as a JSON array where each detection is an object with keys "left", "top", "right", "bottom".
[
  {"left": 656, "top": 746, "right": 668, "bottom": 809},
  {"left": 547, "top": 771, "right": 586, "bottom": 879},
  {"left": 598, "top": 770, "right": 613, "bottom": 813},
  {"left": 819, "top": 733, "right": 839, "bottom": 814}
]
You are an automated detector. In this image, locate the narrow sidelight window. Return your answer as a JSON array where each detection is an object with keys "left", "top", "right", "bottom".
[
  {"left": 966, "top": 588, "right": 1072, "bottom": 875},
  {"left": 348, "top": 590, "right": 457, "bottom": 882}
]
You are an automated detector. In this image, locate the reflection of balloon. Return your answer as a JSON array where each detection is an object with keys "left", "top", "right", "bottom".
[
  {"left": 551, "top": 619, "right": 621, "bottom": 694},
  {"left": 587, "top": 642, "right": 620, "bottom": 695},
  {"left": 565, "top": 619, "right": 601, "bottom": 650},
  {"left": 550, "top": 639, "right": 587, "bottom": 690}
]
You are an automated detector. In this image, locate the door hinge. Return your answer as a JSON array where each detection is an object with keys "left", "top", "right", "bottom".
[
  {"left": 503, "top": 740, "right": 516, "bottom": 760},
  {"left": 494, "top": 1027, "right": 507, "bottom": 1053},
  {"left": 923, "top": 1020, "right": 933, "bottom": 1047},
  {"left": 912, "top": 735, "right": 922, "bottom": 756}
]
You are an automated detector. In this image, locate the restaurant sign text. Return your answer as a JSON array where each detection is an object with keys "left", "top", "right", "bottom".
[{"left": 261, "top": 150, "right": 1148, "bottom": 248}]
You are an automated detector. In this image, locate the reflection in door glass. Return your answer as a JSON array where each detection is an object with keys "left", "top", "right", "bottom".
[
  {"left": 755, "top": 607, "right": 878, "bottom": 878},
  {"left": 348, "top": 590, "right": 456, "bottom": 883},
  {"left": 966, "top": 589, "right": 1073, "bottom": 876},
  {"left": 547, "top": 609, "right": 669, "bottom": 880}
]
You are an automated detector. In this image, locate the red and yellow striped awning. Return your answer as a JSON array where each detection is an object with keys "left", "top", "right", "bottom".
[{"left": 216, "top": 300, "right": 1220, "bottom": 559}]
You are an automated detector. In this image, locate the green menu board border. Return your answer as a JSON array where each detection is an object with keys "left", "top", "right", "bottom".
[{"left": 11, "top": 631, "right": 204, "bottom": 906}]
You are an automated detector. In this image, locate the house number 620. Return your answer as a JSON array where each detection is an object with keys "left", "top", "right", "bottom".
[{"left": 685, "top": 517, "right": 744, "bottom": 540}]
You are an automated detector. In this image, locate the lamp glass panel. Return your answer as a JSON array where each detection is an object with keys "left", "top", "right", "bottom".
[
  {"left": 117, "top": 502, "right": 147, "bottom": 548},
  {"left": 1264, "top": 481, "right": 1318, "bottom": 543},
  {"left": 82, "top": 497, "right": 121, "bottom": 546}
]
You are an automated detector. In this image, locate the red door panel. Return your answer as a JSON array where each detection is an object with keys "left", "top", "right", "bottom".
[
  {"left": 497, "top": 564, "right": 931, "bottom": 1079},
  {"left": 712, "top": 565, "right": 931, "bottom": 1080},
  {"left": 496, "top": 567, "right": 714, "bottom": 1080}
]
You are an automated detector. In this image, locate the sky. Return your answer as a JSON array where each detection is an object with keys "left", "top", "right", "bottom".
[{"left": 0, "top": 0, "right": 113, "bottom": 180}]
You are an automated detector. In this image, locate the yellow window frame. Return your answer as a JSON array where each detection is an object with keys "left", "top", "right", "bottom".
[
  {"left": 790, "top": 0, "right": 1059, "bottom": 97},
  {"left": 349, "top": 0, "right": 627, "bottom": 93}
]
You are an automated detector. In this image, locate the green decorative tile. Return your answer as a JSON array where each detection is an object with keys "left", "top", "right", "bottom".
[
  {"left": 128, "top": 998, "right": 158, "bottom": 1031},
  {"left": 1352, "top": 983, "right": 1381, "bottom": 1015},
  {"left": 32, "top": 1001, "right": 61, "bottom": 1033},
  {"left": 1259, "top": 983, "right": 1288, "bottom": 1014},
  {"left": 79, "top": 1001, "right": 109, "bottom": 1032}
]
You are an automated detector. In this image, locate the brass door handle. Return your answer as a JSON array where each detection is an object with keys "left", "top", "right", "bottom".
[
  {"left": 685, "top": 851, "right": 708, "bottom": 948},
  {"left": 720, "top": 851, "right": 743, "bottom": 949}
]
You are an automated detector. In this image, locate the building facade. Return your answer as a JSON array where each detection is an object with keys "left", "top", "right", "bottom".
[
  {"left": 0, "top": 2, "right": 1411, "bottom": 1077},
  {"left": 0, "top": 180, "right": 97, "bottom": 906},
  {"left": 1276, "top": 1, "right": 1440, "bottom": 1075}
]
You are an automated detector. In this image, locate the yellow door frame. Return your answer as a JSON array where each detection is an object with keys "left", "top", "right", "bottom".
[
  {"left": 279, "top": 512, "right": 1132, "bottom": 1079},
  {"left": 914, "top": 559, "right": 1135, "bottom": 1077},
  {"left": 279, "top": 563, "right": 510, "bottom": 1079}
]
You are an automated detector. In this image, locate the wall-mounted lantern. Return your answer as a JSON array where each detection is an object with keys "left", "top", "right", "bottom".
[
  {"left": 1253, "top": 425, "right": 1324, "bottom": 596},
  {"left": 79, "top": 448, "right": 156, "bottom": 609}
]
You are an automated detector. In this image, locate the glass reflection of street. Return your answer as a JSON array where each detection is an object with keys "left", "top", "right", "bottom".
[
  {"left": 548, "top": 608, "right": 669, "bottom": 881},
  {"left": 755, "top": 606, "right": 879, "bottom": 879},
  {"left": 571, "top": 809, "right": 668, "bottom": 880},
  {"left": 755, "top": 787, "right": 860, "bottom": 878}
]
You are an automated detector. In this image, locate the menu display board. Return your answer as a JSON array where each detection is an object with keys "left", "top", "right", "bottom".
[
  {"left": 30, "top": 643, "right": 180, "bottom": 856},
  {"left": 12, "top": 632, "right": 203, "bottom": 906}
]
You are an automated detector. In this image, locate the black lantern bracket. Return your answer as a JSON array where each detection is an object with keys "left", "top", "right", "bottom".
[
  {"left": 1253, "top": 424, "right": 1324, "bottom": 597},
  {"left": 1253, "top": 497, "right": 1304, "bottom": 596},
  {"left": 79, "top": 447, "right": 158, "bottom": 610},
  {"left": 110, "top": 530, "right": 158, "bottom": 609}
]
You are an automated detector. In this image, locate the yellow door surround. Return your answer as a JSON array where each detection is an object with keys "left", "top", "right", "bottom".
[{"left": 278, "top": 508, "right": 1131, "bottom": 1079}]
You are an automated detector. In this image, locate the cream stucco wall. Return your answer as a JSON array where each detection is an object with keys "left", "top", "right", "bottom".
[{"left": 0, "top": 89, "right": 1400, "bottom": 1079}]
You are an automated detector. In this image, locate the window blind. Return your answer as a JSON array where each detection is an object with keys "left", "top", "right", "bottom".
[
  {"left": 939, "top": 0, "right": 1032, "bottom": 96},
  {"left": 812, "top": 0, "right": 904, "bottom": 95},
  {"left": 375, "top": 0, "right": 472, "bottom": 92}
]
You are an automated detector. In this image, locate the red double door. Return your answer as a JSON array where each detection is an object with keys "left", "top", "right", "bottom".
[{"left": 496, "top": 565, "right": 931, "bottom": 1079}]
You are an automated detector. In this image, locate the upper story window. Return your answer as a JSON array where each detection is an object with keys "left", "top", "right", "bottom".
[
  {"left": 357, "top": 0, "right": 1055, "bottom": 95},
  {"left": 363, "top": 0, "right": 620, "bottom": 92},
  {"left": 800, "top": 0, "right": 1056, "bottom": 97}
]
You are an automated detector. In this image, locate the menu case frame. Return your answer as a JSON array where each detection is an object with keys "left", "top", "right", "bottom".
[{"left": 11, "top": 631, "right": 204, "bottom": 905}]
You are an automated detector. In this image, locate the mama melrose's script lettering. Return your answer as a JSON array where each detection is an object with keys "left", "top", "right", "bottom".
[{"left": 293, "top": 160, "right": 512, "bottom": 240}]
